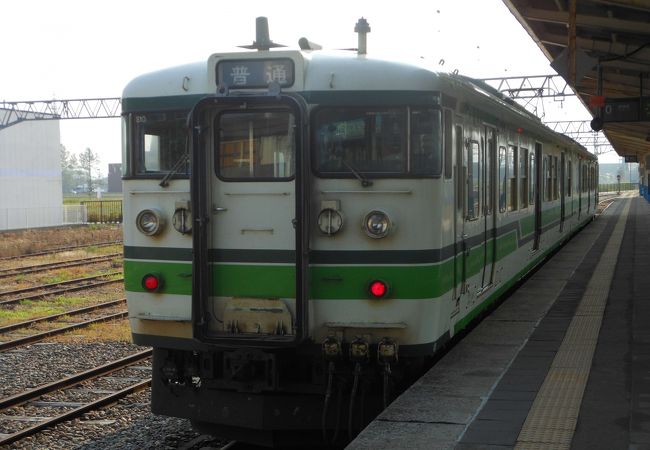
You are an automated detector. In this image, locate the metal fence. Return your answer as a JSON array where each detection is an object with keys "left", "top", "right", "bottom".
[
  {"left": 63, "top": 205, "right": 87, "bottom": 224},
  {"left": 80, "top": 200, "right": 123, "bottom": 223},
  {"left": 598, "top": 183, "right": 637, "bottom": 193},
  {"left": 0, "top": 207, "right": 63, "bottom": 230}
]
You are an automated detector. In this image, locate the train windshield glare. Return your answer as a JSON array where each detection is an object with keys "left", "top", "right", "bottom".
[
  {"left": 314, "top": 107, "right": 442, "bottom": 177},
  {"left": 217, "top": 111, "right": 295, "bottom": 180},
  {"left": 132, "top": 111, "right": 188, "bottom": 176}
]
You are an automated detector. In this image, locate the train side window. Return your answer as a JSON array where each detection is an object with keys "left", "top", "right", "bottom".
[
  {"left": 508, "top": 145, "right": 518, "bottom": 211},
  {"left": 545, "top": 156, "right": 552, "bottom": 201},
  {"left": 121, "top": 117, "right": 131, "bottom": 177},
  {"left": 529, "top": 152, "right": 535, "bottom": 205},
  {"left": 133, "top": 111, "right": 189, "bottom": 176},
  {"left": 467, "top": 140, "right": 480, "bottom": 220},
  {"left": 498, "top": 146, "right": 507, "bottom": 213},
  {"left": 578, "top": 161, "right": 582, "bottom": 194},
  {"left": 444, "top": 109, "right": 453, "bottom": 179},
  {"left": 314, "top": 107, "right": 442, "bottom": 177},
  {"left": 411, "top": 108, "right": 442, "bottom": 176},
  {"left": 567, "top": 160, "right": 572, "bottom": 196},
  {"left": 520, "top": 148, "right": 528, "bottom": 208}
]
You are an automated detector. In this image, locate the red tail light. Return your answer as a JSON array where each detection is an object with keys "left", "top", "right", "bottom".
[
  {"left": 142, "top": 273, "right": 162, "bottom": 292},
  {"left": 369, "top": 280, "right": 389, "bottom": 298}
]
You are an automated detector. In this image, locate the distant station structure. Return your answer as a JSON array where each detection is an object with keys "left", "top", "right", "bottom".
[
  {"left": 0, "top": 99, "right": 121, "bottom": 230},
  {"left": 108, "top": 163, "right": 123, "bottom": 193},
  {"left": 0, "top": 108, "right": 64, "bottom": 230}
]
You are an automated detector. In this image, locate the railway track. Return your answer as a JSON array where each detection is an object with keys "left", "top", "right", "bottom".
[
  {"left": 0, "top": 272, "right": 123, "bottom": 306},
  {"left": 596, "top": 193, "right": 618, "bottom": 216},
  {"left": 179, "top": 436, "right": 239, "bottom": 450},
  {"left": 0, "top": 349, "right": 152, "bottom": 446},
  {"left": 0, "top": 253, "right": 122, "bottom": 279},
  {"left": 0, "top": 298, "right": 127, "bottom": 351},
  {"left": 0, "top": 241, "right": 122, "bottom": 262}
]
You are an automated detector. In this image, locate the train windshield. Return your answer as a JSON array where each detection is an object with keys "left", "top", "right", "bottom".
[
  {"left": 132, "top": 111, "right": 188, "bottom": 176},
  {"left": 217, "top": 110, "right": 295, "bottom": 180},
  {"left": 314, "top": 107, "right": 441, "bottom": 177}
]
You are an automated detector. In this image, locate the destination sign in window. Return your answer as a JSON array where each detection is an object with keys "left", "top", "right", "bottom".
[{"left": 217, "top": 59, "right": 294, "bottom": 89}]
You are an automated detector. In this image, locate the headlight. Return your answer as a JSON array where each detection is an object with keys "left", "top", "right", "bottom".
[
  {"left": 136, "top": 209, "right": 165, "bottom": 236},
  {"left": 363, "top": 210, "right": 392, "bottom": 239}
]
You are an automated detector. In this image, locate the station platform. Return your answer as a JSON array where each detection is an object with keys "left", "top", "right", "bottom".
[{"left": 348, "top": 192, "right": 647, "bottom": 450}]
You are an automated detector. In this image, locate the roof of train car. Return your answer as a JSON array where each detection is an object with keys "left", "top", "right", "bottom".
[{"left": 122, "top": 49, "right": 596, "bottom": 161}]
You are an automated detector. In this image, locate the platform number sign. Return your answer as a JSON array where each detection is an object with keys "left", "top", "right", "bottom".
[{"left": 217, "top": 59, "right": 294, "bottom": 89}]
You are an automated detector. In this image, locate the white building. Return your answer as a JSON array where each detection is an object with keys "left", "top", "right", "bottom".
[{"left": 0, "top": 113, "right": 65, "bottom": 230}]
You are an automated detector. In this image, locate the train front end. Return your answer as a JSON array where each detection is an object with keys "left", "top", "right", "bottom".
[{"left": 123, "top": 21, "right": 452, "bottom": 446}]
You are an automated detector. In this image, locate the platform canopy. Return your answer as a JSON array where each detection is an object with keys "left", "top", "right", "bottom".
[{"left": 503, "top": 0, "right": 650, "bottom": 163}]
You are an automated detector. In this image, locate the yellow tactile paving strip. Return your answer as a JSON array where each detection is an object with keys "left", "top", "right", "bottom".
[{"left": 515, "top": 198, "right": 632, "bottom": 450}]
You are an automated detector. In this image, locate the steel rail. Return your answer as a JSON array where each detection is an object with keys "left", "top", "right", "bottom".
[
  {"left": 0, "top": 241, "right": 123, "bottom": 261},
  {"left": 0, "top": 271, "right": 122, "bottom": 300},
  {"left": 0, "top": 378, "right": 150, "bottom": 445},
  {"left": 0, "top": 349, "right": 151, "bottom": 410},
  {"left": 0, "top": 298, "right": 126, "bottom": 334},
  {"left": 0, "top": 310, "right": 128, "bottom": 351},
  {"left": 0, "top": 253, "right": 122, "bottom": 279},
  {"left": 0, "top": 277, "right": 123, "bottom": 307},
  {"left": 179, "top": 436, "right": 238, "bottom": 450},
  {"left": 0, "top": 349, "right": 152, "bottom": 446}
]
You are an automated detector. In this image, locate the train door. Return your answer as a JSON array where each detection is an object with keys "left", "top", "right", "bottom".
[
  {"left": 454, "top": 124, "right": 466, "bottom": 305},
  {"left": 481, "top": 126, "right": 497, "bottom": 290},
  {"left": 190, "top": 95, "right": 308, "bottom": 344},
  {"left": 533, "top": 142, "right": 542, "bottom": 250},
  {"left": 466, "top": 138, "right": 482, "bottom": 294},
  {"left": 560, "top": 152, "right": 566, "bottom": 231},
  {"left": 568, "top": 159, "right": 573, "bottom": 220}
]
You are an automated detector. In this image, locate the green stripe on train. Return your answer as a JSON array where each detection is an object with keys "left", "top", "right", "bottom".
[
  {"left": 124, "top": 261, "right": 451, "bottom": 299},
  {"left": 453, "top": 214, "right": 593, "bottom": 333},
  {"left": 124, "top": 230, "right": 518, "bottom": 299}
]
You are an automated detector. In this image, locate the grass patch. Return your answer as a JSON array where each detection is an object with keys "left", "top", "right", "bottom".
[
  {"left": 0, "top": 224, "right": 122, "bottom": 258},
  {"left": 0, "top": 296, "right": 94, "bottom": 327},
  {"left": 50, "top": 318, "right": 133, "bottom": 343},
  {"left": 0, "top": 304, "right": 63, "bottom": 325}
]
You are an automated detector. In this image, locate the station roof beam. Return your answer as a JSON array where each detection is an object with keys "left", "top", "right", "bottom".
[{"left": 503, "top": 0, "right": 650, "bottom": 163}]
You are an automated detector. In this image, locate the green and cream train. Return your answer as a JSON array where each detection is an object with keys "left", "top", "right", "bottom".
[{"left": 122, "top": 18, "right": 597, "bottom": 446}]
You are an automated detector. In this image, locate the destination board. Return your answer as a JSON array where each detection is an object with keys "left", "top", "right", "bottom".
[{"left": 217, "top": 59, "right": 294, "bottom": 89}]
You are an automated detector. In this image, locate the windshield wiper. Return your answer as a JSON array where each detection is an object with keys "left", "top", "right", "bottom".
[
  {"left": 339, "top": 158, "right": 372, "bottom": 187},
  {"left": 340, "top": 159, "right": 372, "bottom": 187},
  {"left": 159, "top": 151, "right": 189, "bottom": 188}
]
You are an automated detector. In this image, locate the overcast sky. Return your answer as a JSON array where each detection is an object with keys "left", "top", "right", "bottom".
[{"left": 1, "top": 0, "right": 618, "bottom": 173}]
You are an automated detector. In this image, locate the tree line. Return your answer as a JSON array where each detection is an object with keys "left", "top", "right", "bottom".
[{"left": 60, "top": 145, "right": 103, "bottom": 194}]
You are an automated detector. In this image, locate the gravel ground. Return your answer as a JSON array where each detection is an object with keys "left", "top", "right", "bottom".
[
  {"left": 5, "top": 388, "right": 214, "bottom": 450},
  {"left": 0, "top": 341, "right": 228, "bottom": 449},
  {"left": 0, "top": 342, "right": 141, "bottom": 398}
]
